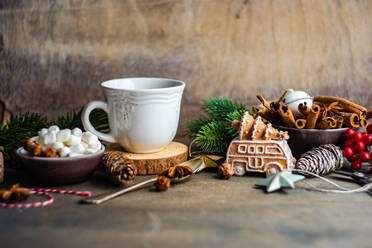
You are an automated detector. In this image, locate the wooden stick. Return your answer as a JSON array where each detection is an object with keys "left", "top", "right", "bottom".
[{"left": 305, "top": 104, "right": 320, "bottom": 129}]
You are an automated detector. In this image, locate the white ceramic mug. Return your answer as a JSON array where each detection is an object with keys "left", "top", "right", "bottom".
[{"left": 82, "top": 77, "right": 185, "bottom": 153}]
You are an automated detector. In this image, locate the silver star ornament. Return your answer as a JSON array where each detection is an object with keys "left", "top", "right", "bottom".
[{"left": 256, "top": 171, "right": 305, "bottom": 193}]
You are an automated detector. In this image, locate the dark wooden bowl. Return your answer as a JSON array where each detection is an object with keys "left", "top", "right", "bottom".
[
  {"left": 16, "top": 146, "right": 105, "bottom": 185},
  {"left": 273, "top": 125, "right": 349, "bottom": 159}
]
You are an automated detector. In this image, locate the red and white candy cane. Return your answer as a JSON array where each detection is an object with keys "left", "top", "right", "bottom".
[
  {"left": 31, "top": 188, "right": 91, "bottom": 197},
  {"left": 0, "top": 188, "right": 91, "bottom": 209}
]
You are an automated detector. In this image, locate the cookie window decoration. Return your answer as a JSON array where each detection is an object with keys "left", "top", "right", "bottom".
[{"left": 224, "top": 112, "right": 296, "bottom": 176}]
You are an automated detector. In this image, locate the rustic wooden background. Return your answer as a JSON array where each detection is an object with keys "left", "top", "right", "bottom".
[{"left": 0, "top": 0, "right": 371, "bottom": 134}]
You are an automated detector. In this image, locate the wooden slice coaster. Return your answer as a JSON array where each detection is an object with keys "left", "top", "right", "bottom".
[{"left": 105, "top": 142, "right": 188, "bottom": 175}]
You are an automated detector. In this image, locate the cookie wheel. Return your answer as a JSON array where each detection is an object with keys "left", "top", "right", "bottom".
[
  {"left": 264, "top": 163, "right": 282, "bottom": 176},
  {"left": 233, "top": 163, "right": 246, "bottom": 176}
]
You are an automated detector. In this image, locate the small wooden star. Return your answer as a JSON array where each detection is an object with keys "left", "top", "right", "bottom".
[{"left": 256, "top": 171, "right": 305, "bottom": 193}]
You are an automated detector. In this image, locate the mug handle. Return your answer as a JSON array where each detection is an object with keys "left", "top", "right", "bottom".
[{"left": 81, "top": 101, "right": 116, "bottom": 143}]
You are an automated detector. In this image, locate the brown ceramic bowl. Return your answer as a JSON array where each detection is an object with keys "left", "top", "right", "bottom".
[
  {"left": 273, "top": 125, "right": 350, "bottom": 159},
  {"left": 16, "top": 146, "right": 105, "bottom": 185}
]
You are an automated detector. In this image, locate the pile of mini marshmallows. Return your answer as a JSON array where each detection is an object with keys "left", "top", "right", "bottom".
[{"left": 32, "top": 126, "right": 102, "bottom": 157}]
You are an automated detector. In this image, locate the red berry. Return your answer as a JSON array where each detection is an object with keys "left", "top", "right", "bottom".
[
  {"left": 360, "top": 152, "right": 371, "bottom": 162},
  {"left": 352, "top": 132, "right": 363, "bottom": 142},
  {"left": 348, "top": 153, "right": 360, "bottom": 162},
  {"left": 343, "top": 147, "right": 354, "bottom": 158},
  {"left": 354, "top": 141, "right": 365, "bottom": 152},
  {"left": 351, "top": 160, "right": 362, "bottom": 170},
  {"left": 344, "top": 140, "right": 353, "bottom": 148},
  {"left": 345, "top": 129, "right": 356, "bottom": 139},
  {"left": 363, "top": 133, "right": 372, "bottom": 146},
  {"left": 367, "top": 124, "right": 372, "bottom": 134}
]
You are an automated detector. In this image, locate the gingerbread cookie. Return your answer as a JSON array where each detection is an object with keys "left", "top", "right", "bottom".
[{"left": 226, "top": 112, "right": 295, "bottom": 176}]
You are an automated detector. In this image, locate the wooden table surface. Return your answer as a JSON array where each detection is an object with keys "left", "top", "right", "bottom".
[{"left": 1, "top": 147, "right": 372, "bottom": 248}]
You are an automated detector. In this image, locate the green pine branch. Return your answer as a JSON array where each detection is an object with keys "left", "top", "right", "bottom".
[
  {"left": 195, "top": 121, "right": 231, "bottom": 154},
  {"left": 204, "top": 97, "right": 247, "bottom": 121},
  {"left": 0, "top": 109, "right": 109, "bottom": 168},
  {"left": 0, "top": 113, "right": 49, "bottom": 168},
  {"left": 186, "top": 97, "right": 251, "bottom": 155}
]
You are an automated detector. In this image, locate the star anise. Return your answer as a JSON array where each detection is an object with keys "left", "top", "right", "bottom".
[
  {"left": 160, "top": 165, "right": 193, "bottom": 178},
  {"left": 155, "top": 176, "right": 171, "bottom": 191},
  {"left": 319, "top": 102, "right": 343, "bottom": 120},
  {"left": 0, "top": 184, "right": 31, "bottom": 203}
]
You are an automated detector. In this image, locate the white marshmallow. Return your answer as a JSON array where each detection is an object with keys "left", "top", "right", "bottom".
[
  {"left": 57, "top": 129, "right": 71, "bottom": 142},
  {"left": 85, "top": 148, "right": 99, "bottom": 154},
  {"left": 72, "top": 128, "right": 83, "bottom": 136},
  {"left": 89, "top": 140, "right": 101, "bottom": 149},
  {"left": 36, "top": 136, "right": 45, "bottom": 146},
  {"left": 43, "top": 131, "right": 57, "bottom": 145},
  {"left": 82, "top": 131, "right": 96, "bottom": 143},
  {"left": 81, "top": 142, "right": 88, "bottom": 150},
  {"left": 60, "top": 147, "right": 71, "bottom": 157},
  {"left": 65, "top": 135, "right": 81, "bottom": 146},
  {"left": 70, "top": 144, "right": 86, "bottom": 154},
  {"left": 38, "top": 128, "right": 48, "bottom": 137},
  {"left": 51, "top": 142, "right": 64, "bottom": 150},
  {"left": 68, "top": 152, "right": 81, "bottom": 157},
  {"left": 48, "top": 125, "right": 60, "bottom": 133}
]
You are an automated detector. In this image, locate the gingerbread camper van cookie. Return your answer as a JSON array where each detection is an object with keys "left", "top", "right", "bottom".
[{"left": 226, "top": 112, "right": 295, "bottom": 176}]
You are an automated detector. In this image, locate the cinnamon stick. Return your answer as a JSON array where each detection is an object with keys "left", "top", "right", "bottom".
[
  {"left": 305, "top": 104, "right": 320, "bottom": 129},
  {"left": 317, "top": 117, "right": 337, "bottom": 129},
  {"left": 340, "top": 112, "right": 360, "bottom": 128},
  {"left": 360, "top": 118, "right": 367, "bottom": 128},
  {"left": 335, "top": 116, "right": 344, "bottom": 129},
  {"left": 252, "top": 106, "right": 276, "bottom": 123},
  {"left": 269, "top": 102, "right": 284, "bottom": 126},
  {"left": 298, "top": 103, "right": 310, "bottom": 117},
  {"left": 256, "top": 94, "right": 272, "bottom": 110},
  {"left": 314, "top": 96, "right": 367, "bottom": 114},
  {"left": 295, "top": 119, "right": 307, "bottom": 129},
  {"left": 279, "top": 104, "right": 296, "bottom": 128}
]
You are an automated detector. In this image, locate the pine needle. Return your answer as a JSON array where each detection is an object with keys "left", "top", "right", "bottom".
[
  {"left": 204, "top": 97, "right": 247, "bottom": 121},
  {"left": 186, "top": 97, "right": 252, "bottom": 154},
  {"left": 0, "top": 113, "right": 49, "bottom": 168},
  {"left": 195, "top": 121, "right": 231, "bottom": 154},
  {"left": 186, "top": 116, "right": 211, "bottom": 139}
]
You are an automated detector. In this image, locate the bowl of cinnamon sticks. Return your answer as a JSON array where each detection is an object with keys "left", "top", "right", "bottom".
[{"left": 253, "top": 92, "right": 370, "bottom": 158}]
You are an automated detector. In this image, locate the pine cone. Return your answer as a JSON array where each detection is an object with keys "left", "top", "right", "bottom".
[
  {"left": 295, "top": 144, "right": 343, "bottom": 176},
  {"left": 218, "top": 162, "right": 235, "bottom": 180},
  {"left": 102, "top": 152, "right": 137, "bottom": 185},
  {"left": 155, "top": 176, "right": 171, "bottom": 191}
]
